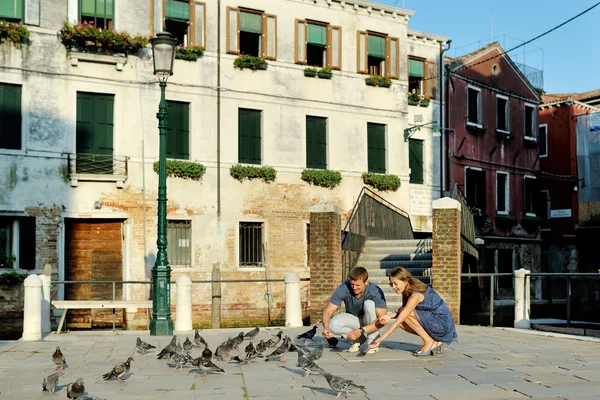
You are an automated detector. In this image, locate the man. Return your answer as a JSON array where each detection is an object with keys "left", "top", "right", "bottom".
[{"left": 321, "top": 267, "right": 387, "bottom": 354}]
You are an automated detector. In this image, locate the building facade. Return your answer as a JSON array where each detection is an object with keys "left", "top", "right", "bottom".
[{"left": 0, "top": 0, "right": 448, "bottom": 329}]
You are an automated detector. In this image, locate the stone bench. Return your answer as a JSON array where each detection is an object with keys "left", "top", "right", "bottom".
[{"left": 52, "top": 300, "right": 152, "bottom": 334}]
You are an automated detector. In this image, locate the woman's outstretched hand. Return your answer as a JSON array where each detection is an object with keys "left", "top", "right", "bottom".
[{"left": 368, "top": 338, "right": 382, "bottom": 349}]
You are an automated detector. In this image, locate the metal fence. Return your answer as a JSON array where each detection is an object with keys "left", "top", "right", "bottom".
[{"left": 67, "top": 153, "right": 129, "bottom": 175}]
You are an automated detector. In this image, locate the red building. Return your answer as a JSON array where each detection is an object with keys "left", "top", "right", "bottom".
[{"left": 444, "top": 42, "right": 542, "bottom": 297}]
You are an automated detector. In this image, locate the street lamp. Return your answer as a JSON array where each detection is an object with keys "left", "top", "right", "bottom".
[{"left": 150, "top": 31, "right": 176, "bottom": 336}]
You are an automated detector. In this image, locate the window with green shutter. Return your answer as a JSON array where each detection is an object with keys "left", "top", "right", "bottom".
[
  {"left": 79, "top": 0, "right": 114, "bottom": 29},
  {"left": 238, "top": 108, "right": 262, "bottom": 164},
  {"left": 306, "top": 116, "right": 327, "bottom": 169},
  {"left": 367, "top": 123, "right": 386, "bottom": 174},
  {"left": 409, "top": 139, "right": 424, "bottom": 184},
  {"left": 0, "top": 0, "right": 23, "bottom": 21},
  {"left": 76, "top": 92, "right": 114, "bottom": 173},
  {"left": 166, "top": 101, "right": 189, "bottom": 160},
  {"left": 0, "top": 83, "right": 22, "bottom": 150}
]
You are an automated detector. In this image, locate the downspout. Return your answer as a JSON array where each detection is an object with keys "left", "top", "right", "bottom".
[
  {"left": 439, "top": 39, "right": 451, "bottom": 197},
  {"left": 217, "top": 0, "right": 221, "bottom": 219}
]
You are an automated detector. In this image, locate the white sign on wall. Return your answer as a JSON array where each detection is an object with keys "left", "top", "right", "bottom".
[
  {"left": 410, "top": 188, "right": 434, "bottom": 216},
  {"left": 550, "top": 209, "right": 572, "bottom": 218}
]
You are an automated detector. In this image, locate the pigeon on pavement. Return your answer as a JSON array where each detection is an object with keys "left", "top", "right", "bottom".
[
  {"left": 190, "top": 356, "right": 225, "bottom": 377},
  {"left": 171, "top": 352, "right": 193, "bottom": 370},
  {"left": 231, "top": 331, "right": 245, "bottom": 349},
  {"left": 255, "top": 339, "right": 267, "bottom": 357},
  {"left": 136, "top": 337, "right": 156, "bottom": 355},
  {"left": 265, "top": 336, "right": 291, "bottom": 362},
  {"left": 42, "top": 372, "right": 61, "bottom": 394},
  {"left": 327, "top": 337, "right": 339, "bottom": 349},
  {"left": 297, "top": 325, "right": 318, "bottom": 343},
  {"left": 243, "top": 326, "right": 259, "bottom": 340},
  {"left": 307, "top": 342, "right": 325, "bottom": 362},
  {"left": 265, "top": 331, "right": 283, "bottom": 348},
  {"left": 231, "top": 348, "right": 258, "bottom": 366},
  {"left": 318, "top": 368, "right": 367, "bottom": 398},
  {"left": 176, "top": 340, "right": 183, "bottom": 354},
  {"left": 183, "top": 337, "right": 193, "bottom": 353},
  {"left": 244, "top": 341, "right": 254, "bottom": 355},
  {"left": 202, "top": 347, "right": 213, "bottom": 360},
  {"left": 102, "top": 357, "right": 134, "bottom": 383},
  {"left": 67, "top": 377, "right": 85, "bottom": 399},
  {"left": 157, "top": 336, "right": 177, "bottom": 360},
  {"left": 194, "top": 330, "right": 208, "bottom": 348},
  {"left": 215, "top": 339, "right": 235, "bottom": 361},
  {"left": 296, "top": 348, "right": 320, "bottom": 378},
  {"left": 52, "top": 346, "right": 67, "bottom": 371}
]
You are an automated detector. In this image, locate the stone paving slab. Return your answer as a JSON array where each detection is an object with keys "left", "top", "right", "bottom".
[{"left": 1, "top": 325, "right": 600, "bottom": 399}]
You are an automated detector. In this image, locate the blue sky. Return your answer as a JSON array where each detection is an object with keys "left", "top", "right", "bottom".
[{"left": 378, "top": 0, "right": 600, "bottom": 94}]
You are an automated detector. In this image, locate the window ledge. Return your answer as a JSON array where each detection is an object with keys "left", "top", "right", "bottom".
[
  {"left": 67, "top": 51, "right": 127, "bottom": 71},
  {"left": 496, "top": 211, "right": 509, "bottom": 216},
  {"left": 525, "top": 213, "right": 537, "bottom": 217},
  {"left": 466, "top": 122, "right": 483, "bottom": 129},
  {"left": 524, "top": 136, "right": 537, "bottom": 143},
  {"left": 70, "top": 173, "right": 126, "bottom": 188}
]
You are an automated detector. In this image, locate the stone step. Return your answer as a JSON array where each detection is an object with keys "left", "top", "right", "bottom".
[
  {"left": 367, "top": 268, "right": 431, "bottom": 278},
  {"left": 364, "top": 239, "right": 432, "bottom": 247},
  {"left": 359, "top": 252, "right": 432, "bottom": 262},
  {"left": 357, "top": 260, "right": 433, "bottom": 269},
  {"left": 362, "top": 245, "right": 432, "bottom": 254}
]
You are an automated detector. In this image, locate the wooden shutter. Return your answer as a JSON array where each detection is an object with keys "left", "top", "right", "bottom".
[
  {"left": 327, "top": 25, "right": 342, "bottom": 70},
  {"left": 387, "top": 36, "right": 399, "bottom": 79},
  {"left": 0, "top": 83, "right": 22, "bottom": 150},
  {"left": 238, "top": 109, "right": 261, "bottom": 165},
  {"left": 76, "top": 92, "right": 95, "bottom": 154},
  {"left": 166, "top": 101, "right": 189, "bottom": 160},
  {"left": 295, "top": 19, "right": 307, "bottom": 64},
  {"left": 425, "top": 60, "right": 437, "bottom": 98},
  {"left": 0, "top": 0, "right": 23, "bottom": 20},
  {"left": 357, "top": 31, "right": 367, "bottom": 74},
  {"left": 226, "top": 6, "right": 239, "bottom": 54},
  {"left": 262, "top": 13, "right": 277, "bottom": 60},
  {"left": 367, "top": 123, "right": 386, "bottom": 174},
  {"left": 76, "top": 92, "right": 114, "bottom": 156},
  {"left": 190, "top": 1, "right": 206, "bottom": 48},
  {"left": 409, "top": 139, "right": 424, "bottom": 184},
  {"left": 306, "top": 116, "right": 327, "bottom": 169}
]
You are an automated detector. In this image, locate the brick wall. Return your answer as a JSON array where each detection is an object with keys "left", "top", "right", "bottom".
[
  {"left": 24, "top": 205, "right": 62, "bottom": 272},
  {"left": 431, "top": 198, "right": 462, "bottom": 324},
  {"left": 308, "top": 202, "right": 342, "bottom": 324},
  {"left": 0, "top": 279, "right": 24, "bottom": 339}
]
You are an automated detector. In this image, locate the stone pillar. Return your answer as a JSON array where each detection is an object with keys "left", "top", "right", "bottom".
[
  {"left": 22, "top": 274, "right": 42, "bottom": 341},
  {"left": 514, "top": 268, "right": 531, "bottom": 329},
  {"left": 431, "top": 197, "right": 462, "bottom": 324},
  {"left": 284, "top": 273, "right": 303, "bottom": 327},
  {"left": 309, "top": 202, "right": 342, "bottom": 324},
  {"left": 39, "top": 274, "right": 51, "bottom": 334},
  {"left": 175, "top": 275, "right": 192, "bottom": 332}
]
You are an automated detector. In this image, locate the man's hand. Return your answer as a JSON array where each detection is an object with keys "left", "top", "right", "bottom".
[
  {"left": 377, "top": 314, "right": 391, "bottom": 325},
  {"left": 346, "top": 328, "right": 362, "bottom": 341},
  {"left": 322, "top": 328, "right": 333, "bottom": 339}
]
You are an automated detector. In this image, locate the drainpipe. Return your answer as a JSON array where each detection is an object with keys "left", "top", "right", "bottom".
[
  {"left": 439, "top": 39, "right": 451, "bottom": 197},
  {"left": 217, "top": 0, "right": 221, "bottom": 219}
]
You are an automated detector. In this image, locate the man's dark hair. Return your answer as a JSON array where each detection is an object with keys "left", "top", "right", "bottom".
[{"left": 349, "top": 267, "right": 369, "bottom": 282}]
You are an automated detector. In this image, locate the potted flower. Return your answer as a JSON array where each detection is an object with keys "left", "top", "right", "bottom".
[
  {"left": 365, "top": 75, "right": 381, "bottom": 86},
  {"left": 419, "top": 95, "right": 431, "bottom": 107},
  {"left": 317, "top": 66, "right": 332, "bottom": 79},
  {"left": 378, "top": 76, "right": 392, "bottom": 88},
  {"left": 0, "top": 20, "right": 31, "bottom": 46},
  {"left": 408, "top": 92, "right": 421, "bottom": 105},
  {"left": 233, "top": 54, "right": 268, "bottom": 70},
  {"left": 304, "top": 67, "right": 318, "bottom": 77},
  {"left": 175, "top": 45, "right": 204, "bottom": 61}
]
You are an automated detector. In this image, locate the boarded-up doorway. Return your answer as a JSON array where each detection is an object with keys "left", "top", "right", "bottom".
[{"left": 64, "top": 219, "right": 123, "bottom": 328}]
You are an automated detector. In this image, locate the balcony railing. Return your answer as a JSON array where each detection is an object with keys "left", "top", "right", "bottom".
[{"left": 67, "top": 153, "right": 128, "bottom": 176}]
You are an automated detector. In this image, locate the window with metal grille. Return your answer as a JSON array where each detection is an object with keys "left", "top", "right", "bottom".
[
  {"left": 239, "top": 222, "right": 263, "bottom": 267},
  {"left": 0, "top": 216, "right": 35, "bottom": 270},
  {"left": 167, "top": 220, "right": 191, "bottom": 266}
]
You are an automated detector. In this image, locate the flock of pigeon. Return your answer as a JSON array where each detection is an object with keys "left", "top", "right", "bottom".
[{"left": 41, "top": 325, "right": 367, "bottom": 399}]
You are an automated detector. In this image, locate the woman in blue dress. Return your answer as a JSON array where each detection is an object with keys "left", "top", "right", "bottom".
[{"left": 349, "top": 266, "right": 457, "bottom": 356}]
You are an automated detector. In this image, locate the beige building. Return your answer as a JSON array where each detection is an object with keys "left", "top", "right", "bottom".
[{"left": 0, "top": 0, "right": 448, "bottom": 328}]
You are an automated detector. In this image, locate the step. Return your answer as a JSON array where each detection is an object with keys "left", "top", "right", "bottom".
[
  {"left": 359, "top": 253, "right": 432, "bottom": 262},
  {"left": 364, "top": 239, "right": 432, "bottom": 247},
  {"left": 362, "top": 245, "right": 432, "bottom": 254},
  {"left": 367, "top": 268, "right": 431, "bottom": 278},
  {"left": 357, "top": 260, "right": 433, "bottom": 269}
]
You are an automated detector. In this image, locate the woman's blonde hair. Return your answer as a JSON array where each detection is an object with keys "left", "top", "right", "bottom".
[{"left": 389, "top": 267, "right": 428, "bottom": 294}]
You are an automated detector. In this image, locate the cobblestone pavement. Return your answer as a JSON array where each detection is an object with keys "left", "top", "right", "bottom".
[{"left": 1, "top": 325, "right": 599, "bottom": 399}]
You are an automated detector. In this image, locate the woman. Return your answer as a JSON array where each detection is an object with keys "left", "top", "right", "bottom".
[{"left": 348, "top": 267, "right": 457, "bottom": 356}]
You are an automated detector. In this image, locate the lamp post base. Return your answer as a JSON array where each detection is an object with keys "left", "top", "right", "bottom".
[{"left": 150, "top": 318, "right": 173, "bottom": 336}]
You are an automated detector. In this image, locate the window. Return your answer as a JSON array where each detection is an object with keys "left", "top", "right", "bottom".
[
  {"left": 239, "top": 222, "right": 263, "bottom": 267},
  {"left": 496, "top": 95, "right": 509, "bottom": 132},
  {"left": 538, "top": 124, "right": 548, "bottom": 157},
  {"left": 357, "top": 31, "right": 399, "bottom": 79},
  {"left": 0, "top": 83, "right": 22, "bottom": 150},
  {"left": 76, "top": 92, "right": 114, "bottom": 173},
  {"left": 295, "top": 20, "right": 341, "bottom": 69},
  {"left": 465, "top": 167, "right": 486, "bottom": 211},
  {"left": 367, "top": 122, "right": 386, "bottom": 173},
  {"left": 497, "top": 248, "right": 514, "bottom": 292},
  {"left": 238, "top": 108, "right": 261, "bottom": 164},
  {"left": 227, "top": 7, "right": 276, "bottom": 59},
  {"left": 408, "top": 139, "right": 424, "bottom": 184},
  {"left": 524, "top": 104, "right": 536, "bottom": 140},
  {"left": 166, "top": 101, "right": 189, "bottom": 160},
  {"left": 524, "top": 176, "right": 536, "bottom": 216},
  {"left": 306, "top": 116, "right": 327, "bottom": 169},
  {"left": 80, "top": 0, "right": 114, "bottom": 29},
  {"left": 161, "top": 0, "right": 206, "bottom": 47},
  {"left": 0, "top": 0, "right": 24, "bottom": 22},
  {"left": 167, "top": 220, "right": 191, "bottom": 266},
  {"left": 496, "top": 172, "right": 509, "bottom": 214},
  {"left": 467, "top": 86, "right": 482, "bottom": 126},
  {"left": 0, "top": 216, "right": 36, "bottom": 270},
  {"left": 408, "top": 57, "right": 436, "bottom": 98}
]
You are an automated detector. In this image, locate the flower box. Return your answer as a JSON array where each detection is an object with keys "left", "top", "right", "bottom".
[
  {"left": 304, "top": 68, "right": 318, "bottom": 77},
  {"left": 233, "top": 54, "right": 268, "bottom": 70},
  {"left": 419, "top": 99, "right": 430, "bottom": 107}
]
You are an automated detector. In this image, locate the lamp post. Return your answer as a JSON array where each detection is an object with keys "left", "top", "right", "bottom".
[{"left": 150, "top": 31, "right": 176, "bottom": 336}]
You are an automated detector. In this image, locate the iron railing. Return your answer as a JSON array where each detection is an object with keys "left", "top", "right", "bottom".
[
  {"left": 341, "top": 187, "right": 413, "bottom": 280},
  {"left": 452, "top": 184, "right": 478, "bottom": 260},
  {"left": 67, "top": 153, "right": 128, "bottom": 175}
]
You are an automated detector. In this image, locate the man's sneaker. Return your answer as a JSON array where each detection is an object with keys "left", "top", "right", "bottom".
[
  {"left": 347, "top": 342, "right": 361, "bottom": 353},
  {"left": 363, "top": 347, "right": 379, "bottom": 355}
]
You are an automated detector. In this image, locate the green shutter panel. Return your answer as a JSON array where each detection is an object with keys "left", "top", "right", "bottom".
[
  {"left": 409, "top": 59, "right": 425, "bottom": 78},
  {"left": 306, "top": 116, "right": 314, "bottom": 168},
  {"left": 306, "top": 116, "right": 327, "bottom": 169},
  {"left": 240, "top": 11, "right": 262, "bottom": 34},
  {"left": 81, "top": 0, "right": 114, "bottom": 19},
  {"left": 95, "top": 94, "right": 114, "bottom": 155},
  {"left": 165, "top": 0, "right": 188, "bottom": 21},
  {"left": 76, "top": 92, "right": 95, "bottom": 154},
  {"left": 238, "top": 109, "right": 262, "bottom": 164},
  {"left": 307, "top": 24, "right": 327, "bottom": 47},
  {"left": 409, "top": 139, "right": 424, "bottom": 184},
  {"left": 166, "top": 101, "right": 189, "bottom": 159},
  {"left": 250, "top": 110, "right": 261, "bottom": 164},
  {"left": 0, "top": 0, "right": 24, "bottom": 20},
  {"left": 0, "top": 84, "right": 22, "bottom": 150},
  {"left": 367, "top": 123, "right": 386, "bottom": 174},
  {"left": 368, "top": 35, "right": 386, "bottom": 58},
  {"left": 238, "top": 108, "right": 248, "bottom": 163}
]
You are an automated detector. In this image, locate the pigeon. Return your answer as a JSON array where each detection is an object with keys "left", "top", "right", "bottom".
[
  {"left": 157, "top": 336, "right": 177, "bottom": 360},
  {"left": 52, "top": 346, "right": 67, "bottom": 371},
  {"left": 215, "top": 339, "right": 235, "bottom": 361},
  {"left": 194, "top": 330, "right": 208, "bottom": 347},
  {"left": 231, "top": 331, "right": 245, "bottom": 349},
  {"left": 255, "top": 339, "right": 267, "bottom": 357},
  {"left": 318, "top": 368, "right": 367, "bottom": 398},
  {"left": 102, "top": 357, "right": 134, "bottom": 383},
  {"left": 190, "top": 356, "right": 225, "bottom": 377},
  {"left": 42, "top": 372, "right": 60, "bottom": 394},
  {"left": 231, "top": 349, "right": 258, "bottom": 366},
  {"left": 77, "top": 396, "right": 106, "bottom": 400},
  {"left": 67, "top": 377, "right": 85, "bottom": 399},
  {"left": 202, "top": 347, "right": 213, "bottom": 360},
  {"left": 243, "top": 326, "right": 259, "bottom": 340},
  {"left": 176, "top": 340, "right": 183, "bottom": 354},
  {"left": 307, "top": 342, "right": 325, "bottom": 362},
  {"left": 327, "top": 337, "right": 339, "bottom": 348},
  {"left": 296, "top": 348, "right": 320, "bottom": 378},
  {"left": 171, "top": 352, "right": 193, "bottom": 370},
  {"left": 288, "top": 341, "right": 298, "bottom": 353},
  {"left": 265, "top": 336, "right": 291, "bottom": 362},
  {"left": 265, "top": 331, "right": 283, "bottom": 348},
  {"left": 183, "top": 337, "right": 193, "bottom": 353},
  {"left": 136, "top": 337, "right": 156, "bottom": 355},
  {"left": 244, "top": 341, "right": 255, "bottom": 356},
  {"left": 297, "top": 325, "right": 318, "bottom": 343}
]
